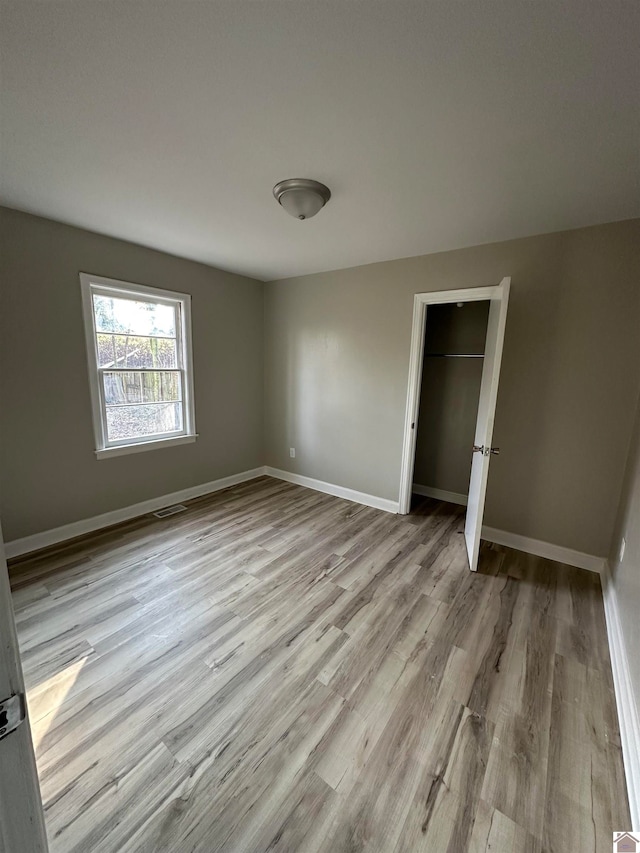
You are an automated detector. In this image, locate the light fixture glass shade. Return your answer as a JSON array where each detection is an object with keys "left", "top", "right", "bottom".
[
  {"left": 278, "top": 188, "right": 325, "bottom": 220},
  {"left": 273, "top": 178, "right": 331, "bottom": 220}
]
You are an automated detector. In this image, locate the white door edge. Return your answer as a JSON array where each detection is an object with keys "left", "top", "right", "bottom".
[
  {"left": 464, "top": 278, "right": 511, "bottom": 570},
  {"left": 0, "top": 525, "right": 49, "bottom": 852}
]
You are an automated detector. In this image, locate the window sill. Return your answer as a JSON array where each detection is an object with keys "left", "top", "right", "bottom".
[{"left": 95, "top": 434, "right": 198, "bottom": 459}]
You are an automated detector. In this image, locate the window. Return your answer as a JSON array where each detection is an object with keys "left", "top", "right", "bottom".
[{"left": 80, "top": 273, "right": 197, "bottom": 458}]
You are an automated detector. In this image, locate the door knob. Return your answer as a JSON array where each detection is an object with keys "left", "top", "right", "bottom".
[{"left": 473, "top": 445, "right": 500, "bottom": 456}]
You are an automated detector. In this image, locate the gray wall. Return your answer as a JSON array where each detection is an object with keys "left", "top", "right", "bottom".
[
  {"left": 0, "top": 207, "right": 264, "bottom": 541},
  {"left": 264, "top": 219, "right": 640, "bottom": 557},
  {"left": 609, "top": 390, "right": 640, "bottom": 724},
  {"left": 413, "top": 302, "right": 489, "bottom": 496},
  {"left": 2, "top": 208, "right": 639, "bottom": 560}
]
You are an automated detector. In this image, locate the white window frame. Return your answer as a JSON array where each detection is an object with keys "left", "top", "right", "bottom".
[{"left": 80, "top": 273, "right": 197, "bottom": 459}]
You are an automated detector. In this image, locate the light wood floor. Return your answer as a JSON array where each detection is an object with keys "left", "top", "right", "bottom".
[{"left": 9, "top": 476, "right": 629, "bottom": 853}]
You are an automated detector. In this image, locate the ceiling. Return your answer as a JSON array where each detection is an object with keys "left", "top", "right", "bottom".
[{"left": 1, "top": 1, "right": 639, "bottom": 281}]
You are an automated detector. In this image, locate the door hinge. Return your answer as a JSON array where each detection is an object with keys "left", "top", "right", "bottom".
[{"left": 0, "top": 693, "right": 26, "bottom": 741}]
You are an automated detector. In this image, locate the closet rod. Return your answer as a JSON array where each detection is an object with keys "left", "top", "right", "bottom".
[{"left": 424, "top": 353, "right": 484, "bottom": 358}]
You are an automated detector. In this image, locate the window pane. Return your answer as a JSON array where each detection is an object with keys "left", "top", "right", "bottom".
[
  {"left": 103, "top": 371, "right": 181, "bottom": 405},
  {"left": 96, "top": 334, "right": 116, "bottom": 367},
  {"left": 93, "top": 295, "right": 176, "bottom": 337},
  {"left": 105, "top": 402, "right": 183, "bottom": 441},
  {"left": 97, "top": 334, "right": 177, "bottom": 368}
]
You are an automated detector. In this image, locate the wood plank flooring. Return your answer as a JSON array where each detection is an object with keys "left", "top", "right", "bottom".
[{"left": 8, "top": 476, "right": 630, "bottom": 852}]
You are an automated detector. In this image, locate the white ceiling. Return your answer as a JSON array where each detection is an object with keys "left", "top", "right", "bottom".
[{"left": 1, "top": 1, "right": 639, "bottom": 281}]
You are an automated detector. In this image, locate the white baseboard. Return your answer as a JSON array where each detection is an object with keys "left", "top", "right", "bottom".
[
  {"left": 264, "top": 473, "right": 606, "bottom": 575},
  {"left": 264, "top": 467, "right": 399, "bottom": 515},
  {"left": 7, "top": 465, "right": 605, "bottom": 579},
  {"left": 412, "top": 484, "right": 468, "bottom": 506},
  {"left": 480, "top": 525, "right": 606, "bottom": 574},
  {"left": 601, "top": 561, "right": 640, "bottom": 831},
  {"left": 5, "top": 468, "right": 266, "bottom": 559},
  {"left": 411, "top": 489, "right": 605, "bottom": 574}
]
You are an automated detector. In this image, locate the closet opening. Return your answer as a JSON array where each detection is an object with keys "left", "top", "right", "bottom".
[
  {"left": 411, "top": 300, "right": 490, "bottom": 510},
  {"left": 398, "top": 278, "right": 510, "bottom": 570}
]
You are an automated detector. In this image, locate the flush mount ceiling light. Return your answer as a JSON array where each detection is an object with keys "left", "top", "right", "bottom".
[{"left": 273, "top": 178, "right": 331, "bottom": 220}]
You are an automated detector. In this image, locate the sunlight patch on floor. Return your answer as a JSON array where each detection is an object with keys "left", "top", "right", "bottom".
[{"left": 29, "top": 656, "right": 89, "bottom": 753}]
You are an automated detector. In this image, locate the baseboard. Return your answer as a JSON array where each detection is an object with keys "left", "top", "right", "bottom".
[
  {"left": 412, "top": 489, "right": 605, "bottom": 574},
  {"left": 412, "top": 484, "right": 468, "bottom": 506},
  {"left": 601, "top": 560, "right": 640, "bottom": 831},
  {"left": 5, "top": 467, "right": 266, "bottom": 560},
  {"left": 7, "top": 466, "right": 605, "bottom": 576},
  {"left": 264, "top": 467, "right": 399, "bottom": 514},
  {"left": 480, "top": 526, "right": 606, "bottom": 574},
  {"left": 263, "top": 471, "right": 604, "bottom": 571}
]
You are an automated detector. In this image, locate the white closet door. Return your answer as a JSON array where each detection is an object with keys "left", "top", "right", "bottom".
[{"left": 464, "top": 277, "right": 511, "bottom": 571}]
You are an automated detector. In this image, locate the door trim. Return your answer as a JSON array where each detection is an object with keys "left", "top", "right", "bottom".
[
  {"left": 0, "top": 525, "right": 49, "bottom": 852},
  {"left": 397, "top": 282, "right": 507, "bottom": 516}
]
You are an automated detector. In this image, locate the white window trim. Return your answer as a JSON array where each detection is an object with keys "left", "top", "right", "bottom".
[{"left": 80, "top": 272, "right": 197, "bottom": 459}]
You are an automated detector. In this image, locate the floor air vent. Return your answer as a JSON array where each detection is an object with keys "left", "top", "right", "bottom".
[{"left": 153, "top": 504, "right": 188, "bottom": 519}]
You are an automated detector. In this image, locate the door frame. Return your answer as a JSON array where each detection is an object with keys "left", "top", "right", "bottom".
[
  {"left": 397, "top": 281, "right": 509, "bottom": 516},
  {"left": 0, "top": 524, "right": 49, "bottom": 852}
]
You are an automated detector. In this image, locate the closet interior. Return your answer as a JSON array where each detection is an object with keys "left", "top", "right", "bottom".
[{"left": 412, "top": 300, "right": 491, "bottom": 506}]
